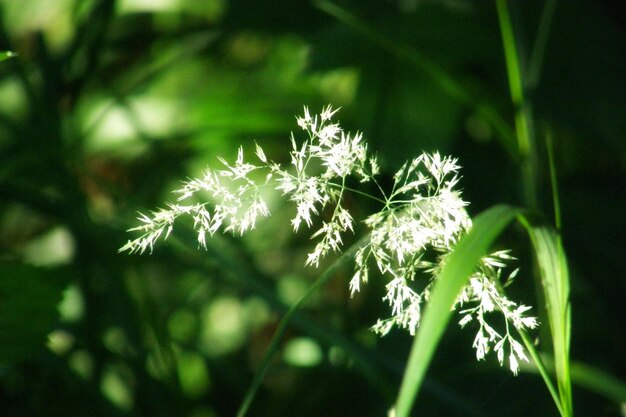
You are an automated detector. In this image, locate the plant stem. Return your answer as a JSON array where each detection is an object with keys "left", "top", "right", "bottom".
[
  {"left": 497, "top": 2, "right": 572, "bottom": 416},
  {"left": 546, "top": 131, "right": 562, "bottom": 230},
  {"left": 496, "top": 0, "right": 539, "bottom": 210},
  {"left": 235, "top": 236, "right": 370, "bottom": 417},
  {"left": 518, "top": 329, "right": 566, "bottom": 417},
  {"left": 328, "top": 181, "right": 387, "bottom": 204},
  {"left": 527, "top": 0, "right": 558, "bottom": 90}
]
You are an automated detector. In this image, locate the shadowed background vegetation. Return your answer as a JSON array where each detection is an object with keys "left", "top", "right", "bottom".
[{"left": 1, "top": 0, "right": 625, "bottom": 416}]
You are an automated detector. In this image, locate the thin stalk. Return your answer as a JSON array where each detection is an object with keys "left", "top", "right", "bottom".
[
  {"left": 235, "top": 237, "right": 370, "bottom": 417},
  {"left": 496, "top": 0, "right": 550, "bottom": 375},
  {"left": 527, "top": 0, "right": 558, "bottom": 90},
  {"left": 518, "top": 329, "right": 566, "bottom": 417},
  {"left": 168, "top": 229, "right": 401, "bottom": 397},
  {"left": 546, "top": 131, "right": 562, "bottom": 230},
  {"left": 496, "top": 0, "right": 539, "bottom": 210},
  {"left": 327, "top": 182, "right": 387, "bottom": 204}
]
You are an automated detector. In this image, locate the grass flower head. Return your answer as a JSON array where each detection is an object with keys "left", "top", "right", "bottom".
[{"left": 120, "top": 106, "right": 537, "bottom": 373}]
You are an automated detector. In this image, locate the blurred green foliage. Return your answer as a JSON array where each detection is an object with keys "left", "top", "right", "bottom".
[{"left": 0, "top": 0, "right": 625, "bottom": 416}]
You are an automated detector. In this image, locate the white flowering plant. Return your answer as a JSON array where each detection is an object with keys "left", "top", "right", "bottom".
[{"left": 120, "top": 106, "right": 537, "bottom": 374}]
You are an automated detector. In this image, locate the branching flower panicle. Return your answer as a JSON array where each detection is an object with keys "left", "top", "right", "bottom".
[{"left": 120, "top": 105, "right": 537, "bottom": 374}]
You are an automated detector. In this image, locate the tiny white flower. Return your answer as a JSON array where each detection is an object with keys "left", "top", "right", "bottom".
[
  {"left": 495, "top": 338, "right": 505, "bottom": 365},
  {"left": 459, "top": 314, "right": 473, "bottom": 328},
  {"left": 509, "top": 352, "right": 520, "bottom": 375},
  {"left": 320, "top": 104, "right": 340, "bottom": 121},
  {"left": 255, "top": 142, "right": 267, "bottom": 163}
]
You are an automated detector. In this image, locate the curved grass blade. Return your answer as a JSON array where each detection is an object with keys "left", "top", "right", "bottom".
[
  {"left": 517, "top": 215, "right": 572, "bottom": 416},
  {"left": 394, "top": 205, "right": 523, "bottom": 417}
]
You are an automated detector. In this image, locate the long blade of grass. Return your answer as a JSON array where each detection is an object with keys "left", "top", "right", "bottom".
[
  {"left": 517, "top": 215, "right": 572, "bottom": 416},
  {"left": 508, "top": 129, "right": 571, "bottom": 417},
  {"left": 394, "top": 205, "right": 522, "bottom": 417},
  {"left": 520, "top": 124, "right": 572, "bottom": 416},
  {"left": 497, "top": 2, "right": 571, "bottom": 413},
  {"left": 495, "top": 0, "right": 538, "bottom": 209}
]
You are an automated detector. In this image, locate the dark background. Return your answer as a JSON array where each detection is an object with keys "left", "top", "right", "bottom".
[{"left": 0, "top": 0, "right": 624, "bottom": 416}]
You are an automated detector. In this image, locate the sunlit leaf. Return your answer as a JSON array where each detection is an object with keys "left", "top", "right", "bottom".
[{"left": 0, "top": 51, "right": 17, "bottom": 62}]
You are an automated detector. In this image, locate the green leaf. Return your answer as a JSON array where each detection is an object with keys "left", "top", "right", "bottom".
[
  {"left": 393, "top": 205, "right": 574, "bottom": 417},
  {"left": 394, "top": 205, "right": 522, "bottom": 417},
  {"left": 518, "top": 215, "right": 572, "bottom": 416},
  {"left": 0, "top": 51, "right": 17, "bottom": 62},
  {"left": 0, "top": 263, "right": 71, "bottom": 364}
]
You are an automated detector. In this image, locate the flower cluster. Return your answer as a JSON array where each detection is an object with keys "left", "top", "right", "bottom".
[
  {"left": 353, "top": 152, "right": 473, "bottom": 335},
  {"left": 456, "top": 252, "right": 538, "bottom": 373},
  {"left": 120, "top": 106, "right": 537, "bottom": 373}
]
